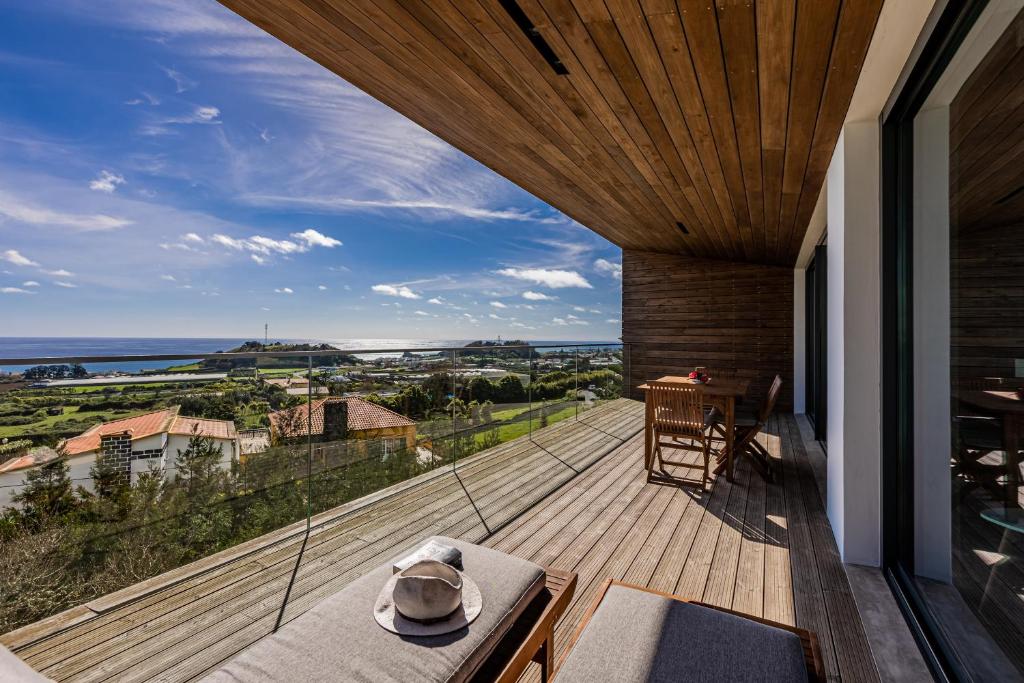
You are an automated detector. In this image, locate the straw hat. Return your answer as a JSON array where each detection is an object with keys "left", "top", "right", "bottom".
[{"left": 374, "top": 560, "right": 482, "bottom": 636}]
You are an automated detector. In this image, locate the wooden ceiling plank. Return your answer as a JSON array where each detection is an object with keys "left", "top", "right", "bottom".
[
  {"left": 788, "top": 0, "right": 881, "bottom": 261},
  {"left": 716, "top": 0, "right": 766, "bottom": 259},
  {"left": 570, "top": 8, "right": 721, "bottom": 253},
  {"left": 642, "top": 3, "right": 744, "bottom": 257},
  {"left": 677, "top": 0, "right": 756, "bottom": 260},
  {"left": 457, "top": 0, "right": 683, "bottom": 239},
  {"left": 756, "top": 0, "right": 794, "bottom": 263},
  {"left": 519, "top": 0, "right": 700, "bottom": 252},
  {"left": 776, "top": 0, "right": 840, "bottom": 263},
  {"left": 605, "top": 0, "right": 734, "bottom": 259},
  {"left": 536, "top": 0, "right": 710, "bottom": 252}
]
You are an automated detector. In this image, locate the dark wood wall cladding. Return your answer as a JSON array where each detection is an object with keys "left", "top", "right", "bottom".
[
  {"left": 950, "top": 8, "right": 1024, "bottom": 384},
  {"left": 623, "top": 250, "right": 793, "bottom": 410}
]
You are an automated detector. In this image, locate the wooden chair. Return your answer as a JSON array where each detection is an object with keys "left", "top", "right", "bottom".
[
  {"left": 710, "top": 374, "right": 783, "bottom": 482},
  {"left": 647, "top": 381, "right": 711, "bottom": 490}
]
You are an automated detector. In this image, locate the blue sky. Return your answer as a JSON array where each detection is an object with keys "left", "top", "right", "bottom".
[{"left": 0, "top": 0, "right": 622, "bottom": 341}]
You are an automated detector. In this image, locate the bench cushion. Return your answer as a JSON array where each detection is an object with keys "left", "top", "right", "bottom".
[
  {"left": 0, "top": 644, "right": 52, "bottom": 683},
  {"left": 557, "top": 585, "right": 808, "bottom": 682},
  {"left": 201, "top": 536, "right": 545, "bottom": 683}
]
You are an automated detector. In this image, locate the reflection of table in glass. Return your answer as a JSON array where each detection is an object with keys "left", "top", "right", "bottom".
[
  {"left": 638, "top": 376, "right": 749, "bottom": 482},
  {"left": 958, "top": 390, "right": 1024, "bottom": 507},
  {"left": 979, "top": 508, "right": 1024, "bottom": 613}
]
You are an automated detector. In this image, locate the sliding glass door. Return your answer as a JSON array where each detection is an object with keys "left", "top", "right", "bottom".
[
  {"left": 884, "top": 1, "right": 1024, "bottom": 679},
  {"left": 805, "top": 244, "right": 827, "bottom": 443}
]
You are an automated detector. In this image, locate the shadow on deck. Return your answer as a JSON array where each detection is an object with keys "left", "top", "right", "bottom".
[{"left": 2, "top": 399, "right": 877, "bottom": 682}]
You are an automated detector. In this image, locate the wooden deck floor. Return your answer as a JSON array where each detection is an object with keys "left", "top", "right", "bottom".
[{"left": 2, "top": 399, "right": 878, "bottom": 682}]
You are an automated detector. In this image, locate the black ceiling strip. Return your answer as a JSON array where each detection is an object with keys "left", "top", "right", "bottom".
[{"left": 499, "top": 0, "right": 569, "bottom": 76}]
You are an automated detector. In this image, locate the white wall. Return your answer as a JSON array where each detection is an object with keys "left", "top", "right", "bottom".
[{"left": 826, "top": 123, "right": 883, "bottom": 566}]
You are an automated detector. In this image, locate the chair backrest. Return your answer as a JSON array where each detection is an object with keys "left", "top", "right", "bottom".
[
  {"left": 648, "top": 381, "right": 704, "bottom": 436},
  {"left": 758, "top": 375, "right": 784, "bottom": 424}
]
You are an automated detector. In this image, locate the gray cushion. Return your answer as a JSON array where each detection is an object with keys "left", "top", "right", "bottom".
[
  {"left": 557, "top": 585, "right": 808, "bottom": 682},
  {"left": 0, "top": 644, "right": 53, "bottom": 682},
  {"left": 201, "top": 536, "right": 545, "bottom": 683}
]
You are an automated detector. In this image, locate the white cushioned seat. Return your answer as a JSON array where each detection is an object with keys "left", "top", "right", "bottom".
[
  {"left": 557, "top": 585, "right": 808, "bottom": 682},
  {"left": 200, "top": 536, "right": 545, "bottom": 683}
]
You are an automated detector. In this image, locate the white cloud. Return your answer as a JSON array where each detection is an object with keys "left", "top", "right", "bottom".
[
  {"left": 414, "top": 310, "right": 430, "bottom": 316},
  {"left": 1, "top": 287, "right": 33, "bottom": 294},
  {"left": 261, "top": 306, "right": 271, "bottom": 311},
  {"left": 160, "top": 274, "right": 176, "bottom": 281},
  {"left": 161, "top": 66, "right": 196, "bottom": 93},
  {"left": 0, "top": 190, "right": 132, "bottom": 230},
  {"left": 44, "top": 269, "right": 73, "bottom": 277},
  {"left": 89, "top": 170, "right": 126, "bottom": 193},
  {"left": 183, "top": 232, "right": 205, "bottom": 243},
  {"left": 490, "top": 301, "right": 507, "bottom": 309},
  {"left": 572, "top": 306, "right": 586, "bottom": 312},
  {"left": 22, "top": 280, "right": 39, "bottom": 287},
  {"left": 195, "top": 106, "right": 220, "bottom": 121},
  {"left": 499, "top": 267, "right": 591, "bottom": 289},
  {"left": 209, "top": 230, "right": 341, "bottom": 260},
  {"left": 427, "top": 297, "right": 445, "bottom": 305},
  {"left": 318, "top": 284, "right": 327, "bottom": 290},
  {"left": 251, "top": 254, "right": 266, "bottom": 265},
  {"left": 1, "top": 250, "right": 39, "bottom": 267},
  {"left": 54, "top": 281, "right": 77, "bottom": 288},
  {"left": 212, "top": 234, "right": 246, "bottom": 250},
  {"left": 522, "top": 291, "right": 555, "bottom": 301},
  {"left": 274, "top": 287, "right": 293, "bottom": 294},
  {"left": 291, "top": 228, "right": 341, "bottom": 248},
  {"left": 606, "top": 318, "right": 621, "bottom": 324},
  {"left": 552, "top": 315, "right": 589, "bottom": 326},
  {"left": 594, "top": 258, "right": 622, "bottom": 280},
  {"left": 372, "top": 283, "right": 420, "bottom": 299},
  {"left": 510, "top": 322, "right": 534, "bottom": 329}
]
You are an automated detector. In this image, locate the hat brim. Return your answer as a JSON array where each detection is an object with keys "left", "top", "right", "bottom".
[{"left": 373, "top": 571, "right": 482, "bottom": 637}]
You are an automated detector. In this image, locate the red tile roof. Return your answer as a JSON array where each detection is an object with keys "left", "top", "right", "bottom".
[
  {"left": 62, "top": 407, "right": 237, "bottom": 456},
  {"left": 269, "top": 397, "right": 415, "bottom": 438}
]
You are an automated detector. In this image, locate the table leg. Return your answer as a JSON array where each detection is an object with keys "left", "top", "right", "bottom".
[
  {"left": 644, "top": 396, "right": 653, "bottom": 471},
  {"left": 726, "top": 396, "right": 736, "bottom": 483},
  {"left": 1005, "top": 414, "right": 1021, "bottom": 508}
]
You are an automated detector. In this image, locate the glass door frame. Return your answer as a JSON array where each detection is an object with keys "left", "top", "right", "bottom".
[{"left": 880, "top": 1, "right": 989, "bottom": 680}]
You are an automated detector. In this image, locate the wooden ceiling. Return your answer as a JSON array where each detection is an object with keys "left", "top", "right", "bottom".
[{"left": 220, "top": 0, "right": 881, "bottom": 265}]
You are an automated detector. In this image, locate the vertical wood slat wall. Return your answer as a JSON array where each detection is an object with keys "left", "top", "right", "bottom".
[{"left": 623, "top": 250, "right": 794, "bottom": 411}]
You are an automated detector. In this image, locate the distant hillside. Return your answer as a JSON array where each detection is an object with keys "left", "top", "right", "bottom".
[
  {"left": 200, "top": 342, "right": 361, "bottom": 369},
  {"left": 464, "top": 339, "right": 531, "bottom": 358}
]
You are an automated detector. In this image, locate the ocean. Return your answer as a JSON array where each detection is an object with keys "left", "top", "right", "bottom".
[{"left": 0, "top": 337, "right": 620, "bottom": 373}]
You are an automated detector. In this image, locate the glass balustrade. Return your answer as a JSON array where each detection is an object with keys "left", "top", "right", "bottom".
[{"left": 0, "top": 341, "right": 625, "bottom": 634}]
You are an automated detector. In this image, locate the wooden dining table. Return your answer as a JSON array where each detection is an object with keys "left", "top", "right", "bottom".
[
  {"left": 958, "top": 388, "right": 1024, "bottom": 507},
  {"left": 638, "top": 376, "right": 750, "bottom": 483}
]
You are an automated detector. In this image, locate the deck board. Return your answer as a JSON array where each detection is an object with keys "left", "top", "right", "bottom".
[{"left": 2, "top": 400, "right": 877, "bottom": 682}]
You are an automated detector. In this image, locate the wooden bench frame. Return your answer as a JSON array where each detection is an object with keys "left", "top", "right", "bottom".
[
  {"left": 559, "top": 579, "right": 825, "bottom": 682},
  {"left": 473, "top": 567, "right": 577, "bottom": 683}
]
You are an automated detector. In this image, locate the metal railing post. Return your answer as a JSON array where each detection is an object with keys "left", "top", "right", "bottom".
[
  {"left": 306, "top": 355, "right": 312, "bottom": 532},
  {"left": 528, "top": 346, "right": 533, "bottom": 443},
  {"left": 451, "top": 348, "right": 457, "bottom": 471}
]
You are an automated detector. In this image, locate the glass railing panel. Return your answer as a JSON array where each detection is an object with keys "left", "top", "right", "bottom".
[{"left": 0, "top": 342, "right": 631, "bottom": 639}]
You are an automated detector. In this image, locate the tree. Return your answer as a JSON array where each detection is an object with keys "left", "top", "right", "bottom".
[
  {"left": 468, "top": 400, "right": 480, "bottom": 425},
  {"left": 173, "top": 429, "right": 229, "bottom": 506},
  {"left": 496, "top": 375, "right": 526, "bottom": 403},
  {"left": 480, "top": 400, "right": 494, "bottom": 424},
  {"left": 468, "top": 376, "right": 493, "bottom": 403},
  {"left": 14, "top": 457, "right": 76, "bottom": 521}
]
